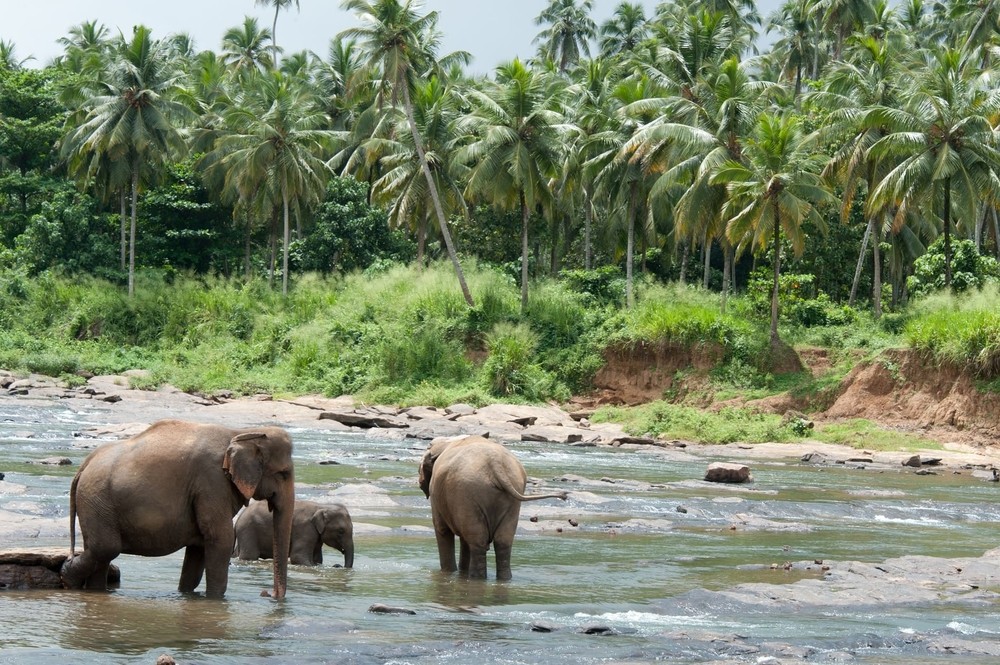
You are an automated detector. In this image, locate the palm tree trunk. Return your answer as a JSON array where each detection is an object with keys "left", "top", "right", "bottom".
[
  {"left": 128, "top": 163, "right": 139, "bottom": 298},
  {"left": 678, "top": 242, "right": 688, "bottom": 284},
  {"left": 119, "top": 189, "right": 127, "bottom": 271},
  {"left": 993, "top": 208, "right": 1000, "bottom": 260},
  {"left": 770, "top": 208, "right": 782, "bottom": 345},
  {"left": 417, "top": 213, "right": 426, "bottom": 266},
  {"left": 943, "top": 178, "right": 953, "bottom": 288},
  {"left": 872, "top": 220, "right": 882, "bottom": 319},
  {"left": 271, "top": 5, "right": 281, "bottom": 67},
  {"left": 520, "top": 191, "right": 530, "bottom": 312},
  {"left": 849, "top": 217, "right": 873, "bottom": 307},
  {"left": 584, "top": 190, "right": 593, "bottom": 270},
  {"left": 626, "top": 183, "right": 637, "bottom": 308},
  {"left": 269, "top": 212, "right": 277, "bottom": 289},
  {"left": 702, "top": 231, "right": 711, "bottom": 289},
  {"left": 721, "top": 239, "right": 732, "bottom": 313},
  {"left": 401, "top": 83, "right": 474, "bottom": 306},
  {"left": 281, "top": 177, "right": 290, "bottom": 296},
  {"left": 244, "top": 211, "right": 253, "bottom": 279}
]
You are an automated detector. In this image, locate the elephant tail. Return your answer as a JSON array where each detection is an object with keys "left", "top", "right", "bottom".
[
  {"left": 497, "top": 476, "right": 568, "bottom": 502},
  {"left": 68, "top": 471, "right": 80, "bottom": 557}
]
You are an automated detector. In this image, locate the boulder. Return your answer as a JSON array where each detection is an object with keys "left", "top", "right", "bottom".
[
  {"left": 705, "top": 462, "right": 752, "bottom": 484},
  {"left": 0, "top": 548, "right": 119, "bottom": 590},
  {"left": 318, "top": 411, "right": 408, "bottom": 429}
]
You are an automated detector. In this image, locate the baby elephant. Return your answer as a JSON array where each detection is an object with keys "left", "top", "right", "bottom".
[
  {"left": 419, "top": 435, "right": 568, "bottom": 580},
  {"left": 234, "top": 499, "right": 354, "bottom": 567}
]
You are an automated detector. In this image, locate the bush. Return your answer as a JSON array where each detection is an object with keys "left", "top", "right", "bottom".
[
  {"left": 908, "top": 238, "right": 1000, "bottom": 297},
  {"left": 480, "top": 322, "right": 566, "bottom": 400}
]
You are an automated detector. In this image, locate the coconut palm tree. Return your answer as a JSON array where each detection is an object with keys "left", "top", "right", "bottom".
[
  {"left": 712, "top": 112, "right": 836, "bottom": 345},
  {"left": 766, "top": 0, "right": 823, "bottom": 100},
  {"left": 221, "top": 16, "right": 274, "bottom": 76},
  {"left": 205, "top": 72, "right": 335, "bottom": 295},
  {"left": 339, "top": 0, "right": 475, "bottom": 306},
  {"left": 867, "top": 47, "right": 1000, "bottom": 288},
  {"left": 458, "top": 59, "right": 567, "bottom": 311},
  {"left": 61, "top": 26, "right": 191, "bottom": 296},
  {"left": 255, "top": 0, "right": 299, "bottom": 66},
  {"left": 313, "top": 37, "right": 375, "bottom": 131},
  {"left": 599, "top": 2, "right": 650, "bottom": 57},
  {"left": 534, "top": 0, "right": 597, "bottom": 73},
  {"left": 0, "top": 40, "right": 33, "bottom": 70}
]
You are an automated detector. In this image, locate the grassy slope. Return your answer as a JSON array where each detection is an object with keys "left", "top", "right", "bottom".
[{"left": 1, "top": 266, "right": 997, "bottom": 450}]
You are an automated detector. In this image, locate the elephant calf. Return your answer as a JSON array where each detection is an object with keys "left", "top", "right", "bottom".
[
  {"left": 419, "top": 435, "right": 568, "bottom": 580},
  {"left": 234, "top": 499, "right": 354, "bottom": 568}
]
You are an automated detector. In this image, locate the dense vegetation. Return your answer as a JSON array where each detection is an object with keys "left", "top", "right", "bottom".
[{"left": 3, "top": 0, "right": 1000, "bottom": 447}]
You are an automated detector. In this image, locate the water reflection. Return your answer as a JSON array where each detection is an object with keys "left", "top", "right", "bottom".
[
  {"left": 426, "top": 571, "right": 510, "bottom": 610},
  {"left": 60, "top": 591, "right": 235, "bottom": 654}
]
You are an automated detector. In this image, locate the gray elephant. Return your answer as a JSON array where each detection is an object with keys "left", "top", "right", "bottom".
[
  {"left": 62, "top": 420, "right": 295, "bottom": 599},
  {"left": 234, "top": 499, "right": 354, "bottom": 567},
  {"left": 419, "top": 435, "right": 567, "bottom": 580}
]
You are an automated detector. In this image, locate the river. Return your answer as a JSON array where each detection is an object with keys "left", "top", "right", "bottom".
[{"left": 1, "top": 396, "right": 998, "bottom": 663}]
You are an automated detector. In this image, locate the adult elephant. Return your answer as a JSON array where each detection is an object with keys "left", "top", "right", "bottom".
[
  {"left": 234, "top": 499, "right": 354, "bottom": 568},
  {"left": 418, "top": 435, "right": 568, "bottom": 580},
  {"left": 62, "top": 420, "right": 295, "bottom": 599}
]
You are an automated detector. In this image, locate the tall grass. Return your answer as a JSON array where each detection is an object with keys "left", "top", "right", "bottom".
[{"left": 905, "top": 285, "right": 1000, "bottom": 378}]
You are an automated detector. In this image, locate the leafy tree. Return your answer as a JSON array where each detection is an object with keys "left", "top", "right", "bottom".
[
  {"left": 296, "top": 176, "right": 414, "bottom": 273},
  {"left": 908, "top": 237, "right": 1000, "bottom": 296}
]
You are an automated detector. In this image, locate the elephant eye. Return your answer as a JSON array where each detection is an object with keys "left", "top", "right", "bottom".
[{"left": 277, "top": 469, "right": 292, "bottom": 480}]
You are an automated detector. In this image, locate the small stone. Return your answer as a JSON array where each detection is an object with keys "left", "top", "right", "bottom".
[
  {"left": 568, "top": 519, "right": 579, "bottom": 527},
  {"left": 530, "top": 620, "right": 559, "bottom": 633},
  {"left": 579, "top": 624, "right": 615, "bottom": 635},
  {"left": 35, "top": 457, "right": 72, "bottom": 466},
  {"left": 529, "top": 516, "right": 539, "bottom": 522},
  {"left": 156, "top": 655, "right": 177, "bottom": 665},
  {"left": 101, "top": 394, "right": 123, "bottom": 403},
  {"left": 675, "top": 506, "right": 688, "bottom": 514}
]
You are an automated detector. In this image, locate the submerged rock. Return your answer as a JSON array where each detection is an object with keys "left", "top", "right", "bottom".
[{"left": 368, "top": 603, "right": 416, "bottom": 615}]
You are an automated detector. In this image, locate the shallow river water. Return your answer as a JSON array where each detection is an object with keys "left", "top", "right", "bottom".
[{"left": 1, "top": 397, "right": 998, "bottom": 664}]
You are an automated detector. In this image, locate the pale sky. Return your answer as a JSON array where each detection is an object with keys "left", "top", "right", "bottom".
[{"left": 5, "top": 1, "right": 779, "bottom": 74}]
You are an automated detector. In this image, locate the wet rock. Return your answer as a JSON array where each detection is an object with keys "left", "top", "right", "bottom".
[
  {"left": 611, "top": 435, "right": 657, "bottom": 446},
  {"left": 318, "top": 411, "right": 408, "bottom": 429},
  {"left": 508, "top": 416, "right": 537, "bottom": 427},
  {"left": 704, "top": 462, "right": 752, "bottom": 484},
  {"left": 317, "top": 460, "right": 340, "bottom": 465},
  {"left": 530, "top": 620, "right": 559, "bottom": 632},
  {"left": 0, "top": 548, "right": 119, "bottom": 589},
  {"left": 155, "top": 655, "right": 176, "bottom": 665},
  {"left": 922, "top": 457, "right": 943, "bottom": 466},
  {"left": 972, "top": 468, "right": 1000, "bottom": 482},
  {"left": 568, "top": 519, "right": 579, "bottom": 527},
  {"left": 368, "top": 603, "right": 416, "bottom": 615},
  {"left": 801, "top": 452, "right": 828, "bottom": 464},
  {"left": 579, "top": 624, "right": 615, "bottom": 635},
  {"left": 916, "top": 468, "right": 938, "bottom": 476},
  {"left": 903, "top": 455, "right": 922, "bottom": 468},
  {"left": 675, "top": 506, "right": 688, "bottom": 513},
  {"left": 33, "top": 457, "right": 72, "bottom": 466},
  {"left": 101, "top": 394, "right": 123, "bottom": 403}
]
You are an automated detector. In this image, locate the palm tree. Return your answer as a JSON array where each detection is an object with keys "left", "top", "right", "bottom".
[
  {"left": 221, "top": 16, "right": 274, "bottom": 76},
  {"left": 313, "top": 37, "right": 375, "bottom": 131},
  {"left": 766, "top": 0, "right": 822, "bottom": 100},
  {"left": 0, "top": 40, "right": 32, "bottom": 70},
  {"left": 458, "top": 59, "right": 566, "bottom": 311},
  {"left": 205, "top": 72, "right": 335, "bottom": 295},
  {"left": 255, "top": 0, "right": 300, "bottom": 66},
  {"left": 868, "top": 47, "right": 1000, "bottom": 288},
  {"left": 339, "top": 0, "right": 475, "bottom": 306},
  {"left": 62, "top": 26, "right": 190, "bottom": 297},
  {"left": 357, "top": 75, "right": 467, "bottom": 264},
  {"left": 599, "top": 2, "right": 649, "bottom": 57},
  {"left": 534, "top": 0, "right": 597, "bottom": 73},
  {"left": 55, "top": 21, "right": 110, "bottom": 74},
  {"left": 811, "top": 34, "right": 904, "bottom": 315},
  {"left": 712, "top": 112, "right": 836, "bottom": 345}
]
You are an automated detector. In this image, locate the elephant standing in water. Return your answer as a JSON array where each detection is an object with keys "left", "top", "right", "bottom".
[
  {"left": 234, "top": 499, "right": 354, "bottom": 567},
  {"left": 62, "top": 420, "right": 295, "bottom": 599},
  {"left": 419, "top": 435, "right": 568, "bottom": 580}
]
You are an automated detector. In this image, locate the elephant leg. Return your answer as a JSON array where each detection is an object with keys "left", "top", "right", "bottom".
[
  {"left": 203, "top": 542, "right": 232, "bottom": 599},
  {"left": 435, "top": 527, "right": 457, "bottom": 573},
  {"left": 179, "top": 545, "right": 205, "bottom": 593},
  {"left": 494, "top": 541, "right": 513, "bottom": 581},
  {"left": 458, "top": 539, "right": 470, "bottom": 574},
  {"left": 62, "top": 551, "right": 111, "bottom": 591},
  {"left": 467, "top": 545, "right": 489, "bottom": 579}
]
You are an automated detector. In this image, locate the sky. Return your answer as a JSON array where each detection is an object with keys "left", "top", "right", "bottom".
[{"left": 6, "top": 1, "right": 780, "bottom": 74}]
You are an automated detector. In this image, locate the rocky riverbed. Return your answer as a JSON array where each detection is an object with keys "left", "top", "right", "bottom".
[{"left": 3, "top": 370, "right": 1000, "bottom": 662}]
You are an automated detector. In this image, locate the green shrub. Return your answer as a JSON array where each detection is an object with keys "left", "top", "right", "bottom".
[
  {"left": 480, "top": 322, "right": 566, "bottom": 400},
  {"left": 593, "top": 402, "right": 796, "bottom": 444},
  {"left": 908, "top": 238, "right": 1000, "bottom": 297}
]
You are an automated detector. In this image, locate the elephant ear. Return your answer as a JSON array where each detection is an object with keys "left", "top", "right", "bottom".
[
  {"left": 223, "top": 432, "right": 266, "bottom": 502},
  {"left": 418, "top": 449, "right": 438, "bottom": 499}
]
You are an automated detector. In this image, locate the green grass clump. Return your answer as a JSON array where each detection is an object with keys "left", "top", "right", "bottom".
[
  {"left": 592, "top": 401, "right": 797, "bottom": 444},
  {"left": 905, "top": 286, "right": 1000, "bottom": 378},
  {"left": 812, "top": 419, "right": 943, "bottom": 452}
]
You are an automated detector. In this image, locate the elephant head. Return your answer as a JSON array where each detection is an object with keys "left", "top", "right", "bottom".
[
  {"left": 312, "top": 506, "right": 354, "bottom": 568},
  {"left": 418, "top": 436, "right": 461, "bottom": 498},
  {"left": 224, "top": 430, "right": 295, "bottom": 598}
]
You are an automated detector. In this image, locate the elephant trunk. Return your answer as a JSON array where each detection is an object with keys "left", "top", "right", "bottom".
[
  {"left": 343, "top": 540, "right": 354, "bottom": 569},
  {"left": 269, "top": 486, "right": 294, "bottom": 599}
]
